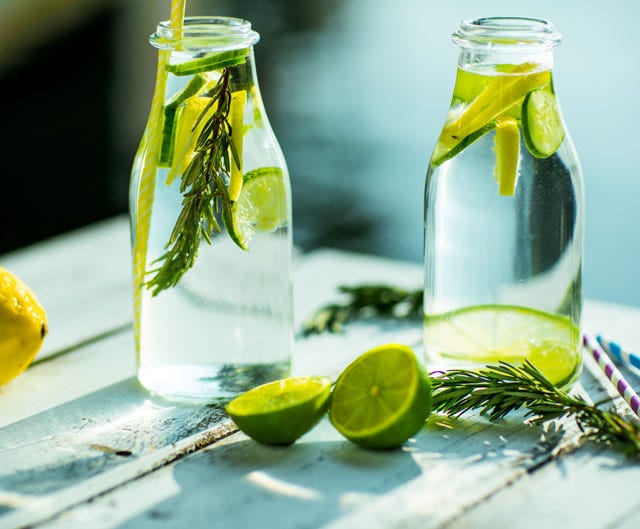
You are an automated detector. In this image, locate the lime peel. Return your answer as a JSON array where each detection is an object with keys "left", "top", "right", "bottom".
[{"left": 225, "top": 376, "right": 332, "bottom": 446}]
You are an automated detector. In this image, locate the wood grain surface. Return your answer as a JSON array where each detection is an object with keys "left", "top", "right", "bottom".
[{"left": 0, "top": 217, "right": 639, "bottom": 529}]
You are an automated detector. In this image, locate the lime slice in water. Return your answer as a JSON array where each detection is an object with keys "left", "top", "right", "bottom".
[
  {"left": 424, "top": 305, "right": 581, "bottom": 387},
  {"left": 522, "top": 89, "right": 565, "bottom": 158},
  {"left": 329, "top": 344, "right": 432, "bottom": 450},
  {"left": 225, "top": 167, "right": 287, "bottom": 251},
  {"left": 225, "top": 376, "right": 332, "bottom": 446}
]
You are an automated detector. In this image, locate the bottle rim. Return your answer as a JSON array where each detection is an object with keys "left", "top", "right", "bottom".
[
  {"left": 150, "top": 16, "right": 260, "bottom": 51},
  {"left": 453, "top": 17, "right": 561, "bottom": 50}
]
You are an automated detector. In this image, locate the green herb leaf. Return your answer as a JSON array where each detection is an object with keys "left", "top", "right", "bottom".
[
  {"left": 302, "top": 285, "right": 423, "bottom": 335},
  {"left": 145, "top": 68, "right": 239, "bottom": 296},
  {"left": 432, "top": 361, "right": 640, "bottom": 456}
]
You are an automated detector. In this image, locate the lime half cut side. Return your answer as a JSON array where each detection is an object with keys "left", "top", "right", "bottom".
[
  {"left": 226, "top": 167, "right": 287, "bottom": 250},
  {"left": 424, "top": 305, "right": 581, "bottom": 387},
  {"left": 225, "top": 376, "right": 331, "bottom": 446},
  {"left": 329, "top": 344, "right": 432, "bottom": 450}
]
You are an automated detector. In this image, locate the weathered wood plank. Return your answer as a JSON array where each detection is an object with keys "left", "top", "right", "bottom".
[
  {"left": 0, "top": 331, "right": 236, "bottom": 529},
  {"left": 36, "top": 411, "right": 556, "bottom": 529},
  {"left": 0, "top": 217, "right": 132, "bottom": 362},
  {"left": 33, "top": 352, "right": 637, "bottom": 529},
  {"left": 0, "top": 246, "right": 423, "bottom": 529},
  {"left": 0, "top": 332, "right": 134, "bottom": 429},
  {"left": 1, "top": 219, "right": 639, "bottom": 529}
]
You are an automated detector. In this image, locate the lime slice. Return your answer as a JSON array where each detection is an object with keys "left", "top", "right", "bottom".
[
  {"left": 493, "top": 116, "right": 520, "bottom": 196},
  {"left": 329, "top": 344, "right": 432, "bottom": 450},
  {"left": 522, "top": 89, "right": 564, "bottom": 158},
  {"left": 424, "top": 305, "right": 581, "bottom": 387},
  {"left": 225, "top": 167, "right": 287, "bottom": 251},
  {"left": 225, "top": 376, "right": 332, "bottom": 446},
  {"left": 166, "top": 48, "right": 249, "bottom": 76}
]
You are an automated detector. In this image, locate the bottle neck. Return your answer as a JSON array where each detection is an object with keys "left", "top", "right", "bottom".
[
  {"left": 454, "top": 17, "right": 559, "bottom": 73},
  {"left": 457, "top": 46, "right": 554, "bottom": 74},
  {"left": 150, "top": 16, "right": 259, "bottom": 52}
]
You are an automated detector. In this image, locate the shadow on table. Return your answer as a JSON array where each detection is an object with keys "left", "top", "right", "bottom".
[
  {"left": 116, "top": 412, "right": 564, "bottom": 529},
  {"left": 118, "top": 421, "right": 423, "bottom": 528}
]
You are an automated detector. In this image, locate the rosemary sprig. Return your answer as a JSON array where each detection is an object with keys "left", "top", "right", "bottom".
[
  {"left": 302, "top": 285, "right": 423, "bottom": 335},
  {"left": 145, "top": 68, "right": 239, "bottom": 296},
  {"left": 432, "top": 361, "right": 640, "bottom": 456}
]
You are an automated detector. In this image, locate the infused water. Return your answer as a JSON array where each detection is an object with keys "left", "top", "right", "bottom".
[{"left": 423, "top": 19, "right": 584, "bottom": 387}]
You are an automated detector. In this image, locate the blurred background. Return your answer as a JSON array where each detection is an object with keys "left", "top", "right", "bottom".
[{"left": 1, "top": 0, "right": 638, "bottom": 307}]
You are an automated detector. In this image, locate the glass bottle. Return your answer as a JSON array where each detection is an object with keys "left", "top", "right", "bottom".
[
  {"left": 130, "top": 17, "right": 292, "bottom": 401},
  {"left": 423, "top": 17, "right": 583, "bottom": 388}
]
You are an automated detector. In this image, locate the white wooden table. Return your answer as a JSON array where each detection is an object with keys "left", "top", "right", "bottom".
[{"left": 1, "top": 216, "right": 639, "bottom": 529}]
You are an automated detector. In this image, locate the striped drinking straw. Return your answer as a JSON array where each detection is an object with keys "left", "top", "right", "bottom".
[
  {"left": 132, "top": 0, "right": 186, "bottom": 349},
  {"left": 596, "top": 334, "right": 640, "bottom": 376},
  {"left": 583, "top": 333, "right": 640, "bottom": 418}
]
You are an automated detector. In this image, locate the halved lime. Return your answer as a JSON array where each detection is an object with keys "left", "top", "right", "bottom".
[
  {"left": 225, "top": 167, "right": 287, "bottom": 251},
  {"left": 522, "top": 89, "right": 564, "bottom": 158},
  {"left": 225, "top": 376, "right": 332, "bottom": 446},
  {"left": 493, "top": 115, "right": 520, "bottom": 196},
  {"left": 424, "top": 305, "right": 581, "bottom": 387},
  {"left": 329, "top": 344, "right": 432, "bottom": 450}
]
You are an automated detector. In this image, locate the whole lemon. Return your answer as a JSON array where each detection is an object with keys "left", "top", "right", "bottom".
[{"left": 0, "top": 267, "right": 48, "bottom": 385}]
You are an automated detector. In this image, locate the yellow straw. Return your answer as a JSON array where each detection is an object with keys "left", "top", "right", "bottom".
[
  {"left": 170, "top": 0, "right": 186, "bottom": 28},
  {"left": 132, "top": 0, "right": 186, "bottom": 350}
]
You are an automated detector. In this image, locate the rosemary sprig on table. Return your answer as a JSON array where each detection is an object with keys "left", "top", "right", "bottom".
[
  {"left": 145, "top": 68, "right": 240, "bottom": 296},
  {"left": 303, "top": 282, "right": 640, "bottom": 456},
  {"left": 431, "top": 361, "right": 640, "bottom": 456},
  {"left": 302, "top": 285, "right": 423, "bottom": 335}
]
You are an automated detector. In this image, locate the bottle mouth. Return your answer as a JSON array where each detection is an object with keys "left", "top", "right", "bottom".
[
  {"left": 453, "top": 17, "right": 561, "bottom": 50},
  {"left": 150, "top": 16, "right": 260, "bottom": 51}
]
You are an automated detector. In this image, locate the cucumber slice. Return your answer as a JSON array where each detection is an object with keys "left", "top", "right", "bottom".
[
  {"left": 431, "top": 122, "right": 495, "bottom": 166},
  {"left": 159, "top": 74, "right": 215, "bottom": 167},
  {"left": 166, "top": 49, "right": 249, "bottom": 76},
  {"left": 522, "top": 89, "right": 564, "bottom": 158}
]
